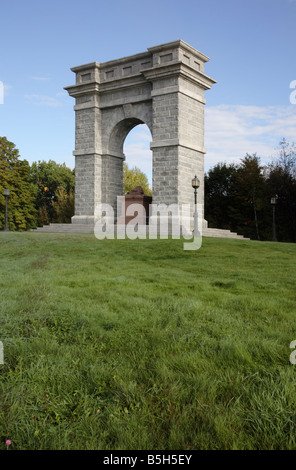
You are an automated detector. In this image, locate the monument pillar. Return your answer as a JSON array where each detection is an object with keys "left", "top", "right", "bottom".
[{"left": 144, "top": 42, "right": 215, "bottom": 224}]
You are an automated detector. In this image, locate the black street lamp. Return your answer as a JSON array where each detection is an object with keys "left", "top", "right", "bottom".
[
  {"left": 192, "top": 175, "right": 200, "bottom": 235},
  {"left": 270, "top": 196, "right": 277, "bottom": 242},
  {"left": 3, "top": 188, "right": 10, "bottom": 232}
]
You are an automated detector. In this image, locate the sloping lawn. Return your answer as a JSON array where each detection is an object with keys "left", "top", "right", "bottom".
[{"left": 0, "top": 233, "right": 295, "bottom": 450}]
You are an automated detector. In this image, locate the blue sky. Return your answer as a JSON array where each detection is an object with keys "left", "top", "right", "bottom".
[{"left": 1, "top": 0, "right": 295, "bottom": 184}]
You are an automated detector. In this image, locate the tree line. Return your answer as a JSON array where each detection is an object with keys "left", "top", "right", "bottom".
[
  {"left": 0, "top": 137, "right": 150, "bottom": 231},
  {"left": 0, "top": 136, "right": 75, "bottom": 231},
  {"left": 0, "top": 136, "right": 295, "bottom": 241},
  {"left": 205, "top": 139, "right": 296, "bottom": 242}
]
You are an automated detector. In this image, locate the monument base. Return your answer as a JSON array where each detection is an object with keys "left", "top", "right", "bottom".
[
  {"left": 71, "top": 215, "right": 97, "bottom": 225},
  {"left": 31, "top": 217, "right": 248, "bottom": 239}
]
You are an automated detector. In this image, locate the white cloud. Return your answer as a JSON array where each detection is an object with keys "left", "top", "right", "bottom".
[
  {"left": 205, "top": 104, "right": 296, "bottom": 169},
  {"left": 29, "top": 76, "right": 50, "bottom": 81},
  {"left": 124, "top": 142, "right": 152, "bottom": 183},
  {"left": 24, "top": 94, "right": 62, "bottom": 107}
]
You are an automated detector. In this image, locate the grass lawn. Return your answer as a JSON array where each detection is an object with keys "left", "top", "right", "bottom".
[{"left": 0, "top": 232, "right": 295, "bottom": 450}]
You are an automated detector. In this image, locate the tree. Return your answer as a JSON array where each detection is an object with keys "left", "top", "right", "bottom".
[
  {"left": 0, "top": 137, "right": 37, "bottom": 230},
  {"left": 205, "top": 162, "right": 238, "bottom": 230},
  {"left": 275, "top": 138, "right": 296, "bottom": 179},
  {"left": 123, "top": 162, "right": 152, "bottom": 196},
  {"left": 30, "top": 160, "right": 75, "bottom": 226},
  {"left": 52, "top": 186, "right": 74, "bottom": 223},
  {"left": 230, "top": 154, "right": 267, "bottom": 240},
  {"left": 205, "top": 141, "right": 296, "bottom": 242},
  {"left": 205, "top": 155, "right": 270, "bottom": 240},
  {"left": 265, "top": 139, "right": 296, "bottom": 242}
]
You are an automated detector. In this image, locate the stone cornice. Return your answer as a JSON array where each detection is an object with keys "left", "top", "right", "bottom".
[
  {"left": 70, "top": 62, "right": 100, "bottom": 73},
  {"left": 147, "top": 39, "right": 210, "bottom": 63},
  {"left": 65, "top": 61, "right": 215, "bottom": 100},
  {"left": 150, "top": 139, "right": 206, "bottom": 154},
  {"left": 142, "top": 62, "right": 216, "bottom": 90},
  {"left": 64, "top": 82, "right": 100, "bottom": 98},
  {"left": 65, "top": 40, "right": 216, "bottom": 98}
]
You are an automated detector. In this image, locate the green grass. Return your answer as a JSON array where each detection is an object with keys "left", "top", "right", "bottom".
[{"left": 0, "top": 233, "right": 295, "bottom": 450}]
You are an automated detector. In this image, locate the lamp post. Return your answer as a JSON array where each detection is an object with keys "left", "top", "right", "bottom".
[
  {"left": 270, "top": 196, "right": 277, "bottom": 242},
  {"left": 192, "top": 175, "right": 200, "bottom": 236},
  {"left": 3, "top": 188, "right": 10, "bottom": 232}
]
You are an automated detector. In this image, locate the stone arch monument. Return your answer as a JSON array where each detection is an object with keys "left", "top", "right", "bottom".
[{"left": 65, "top": 40, "right": 216, "bottom": 227}]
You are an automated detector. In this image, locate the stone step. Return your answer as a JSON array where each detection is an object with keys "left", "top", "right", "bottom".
[
  {"left": 31, "top": 224, "right": 94, "bottom": 233},
  {"left": 31, "top": 224, "right": 249, "bottom": 239},
  {"left": 203, "top": 228, "right": 248, "bottom": 239}
]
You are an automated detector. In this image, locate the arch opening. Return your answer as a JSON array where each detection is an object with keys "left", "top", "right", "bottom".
[
  {"left": 123, "top": 123, "right": 152, "bottom": 195},
  {"left": 108, "top": 118, "right": 145, "bottom": 157}
]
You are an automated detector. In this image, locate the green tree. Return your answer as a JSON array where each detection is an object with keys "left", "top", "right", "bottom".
[
  {"left": 30, "top": 160, "right": 75, "bottom": 226},
  {"left": 205, "top": 155, "right": 270, "bottom": 240},
  {"left": 52, "top": 186, "right": 74, "bottom": 223},
  {"left": 205, "top": 143, "right": 296, "bottom": 242},
  {"left": 230, "top": 154, "right": 267, "bottom": 240},
  {"left": 0, "top": 137, "right": 37, "bottom": 231},
  {"left": 123, "top": 162, "right": 152, "bottom": 195},
  {"left": 205, "top": 162, "right": 238, "bottom": 230}
]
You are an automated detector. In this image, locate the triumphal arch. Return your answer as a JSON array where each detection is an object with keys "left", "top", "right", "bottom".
[{"left": 65, "top": 40, "right": 216, "bottom": 226}]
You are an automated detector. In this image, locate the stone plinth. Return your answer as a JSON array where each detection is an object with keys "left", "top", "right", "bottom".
[{"left": 117, "top": 186, "right": 152, "bottom": 225}]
